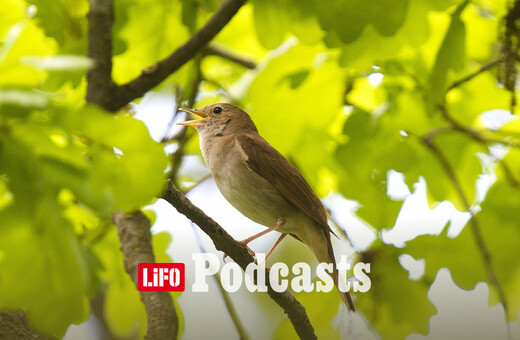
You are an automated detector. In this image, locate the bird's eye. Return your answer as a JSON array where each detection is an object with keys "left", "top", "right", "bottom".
[{"left": 213, "top": 106, "right": 223, "bottom": 114}]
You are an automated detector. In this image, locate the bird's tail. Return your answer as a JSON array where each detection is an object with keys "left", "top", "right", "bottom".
[
  {"left": 316, "top": 231, "right": 355, "bottom": 312},
  {"left": 331, "top": 261, "right": 356, "bottom": 311}
]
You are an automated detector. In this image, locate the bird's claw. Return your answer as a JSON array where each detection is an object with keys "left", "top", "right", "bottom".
[
  {"left": 237, "top": 240, "right": 256, "bottom": 258},
  {"left": 222, "top": 241, "right": 256, "bottom": 262}
]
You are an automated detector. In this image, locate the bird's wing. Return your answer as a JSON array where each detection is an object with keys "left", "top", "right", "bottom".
[{"left": 235, "top": 133, "right": 336, "bottom": 237}]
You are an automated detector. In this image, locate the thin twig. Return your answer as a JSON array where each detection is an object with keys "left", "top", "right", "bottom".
[
  {"left": 160, "top": 86, "right": 184, "bottom": 143},
  {"left": 183, "top": 173, "right": 213, "bottom": 194},
  {"left": 499, "top": 159, "right": 520, "bottom": 187},
  {"left": 213, "top": 270, "right": 251, "bottom": 340},
  {"left": 108, "top": 0, "right": 247, "bottom": 111},
  {"left": 427, "top": 106, "right": 514, "bottom": 316},
  {"left": 447, "top": 59, "right": 504, "bottom": 92},
  {"left": 202, "top": 77, "right": 243, "bottom": 105},
  {"left": 422, "top": 125, "right": 457, "bottom": 144},
  {"left": 438, "top": 105, "right": 486, "bottom": 141},
  {"left": 436, "top": 105, "right": 520, "bottom": 149},
  {"left": 167, "top": 58, "right": 202, "bottom": 186},
  {"left": 204, "top": 44, "right": 257, "bottom": 69},
  {"left": 162, "top": 181, "right": 317, "bottom": 340},
  {"left": 190, "top": 223, "right": 251, "bottom": 340},
  {"left": 422, "top": 138, "right": 509, "bottom": 319}
]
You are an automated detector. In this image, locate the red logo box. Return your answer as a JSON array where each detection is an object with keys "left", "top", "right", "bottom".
[{"left": 138, "top": 263, "right": 185, "bottom": 292}]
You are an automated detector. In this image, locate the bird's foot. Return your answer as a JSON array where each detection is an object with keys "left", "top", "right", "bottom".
[
  {"left": 222, "top": 241, "right": 256, "bottom": 263},
  {"left": 237, "top": 239, "right": 256, "bottom": 258},
  {"left": 222, "top": 252, "right": 230, "bottom": 263}
]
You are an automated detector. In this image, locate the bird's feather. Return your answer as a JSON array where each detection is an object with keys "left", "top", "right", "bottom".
[
  {"left": 236, "top": 133, "right": 354, "bottom": 311},
  {"left": 235, "top": 133, "right": 336, "bottom": 238}
]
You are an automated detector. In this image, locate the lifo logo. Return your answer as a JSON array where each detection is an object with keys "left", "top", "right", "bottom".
[{"left": 138, "top": 263, "right": 185, "bottom": 292}]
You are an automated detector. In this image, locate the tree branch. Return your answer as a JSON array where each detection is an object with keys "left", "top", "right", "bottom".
[
  {"left": 86, "top": 0, "right": 116, "bottom": 107},
  {"left": 162, "top": 181, "right": 317, "bottom": 340},
  {"left": 113, "top": 211, "right": 179, "bottom": 340},
  {"left": 204, "top": 44, "right": 257, "bottom": 69},
  {"left": 0, "top": 310, "right": 55, "bottom": 340},
  {"left": 108, "top": 0, "right": 247, "bottom": 111},
  {"left": 86, "top": 1, "right": 181, "bottom": 337},
  {"left": 422, "top": 137, "right": 509, "bottom": 318}
]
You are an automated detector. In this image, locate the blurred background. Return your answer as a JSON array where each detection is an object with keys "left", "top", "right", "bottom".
[{"left": 1, "top": 0, "right": 519, "bottom": 339}]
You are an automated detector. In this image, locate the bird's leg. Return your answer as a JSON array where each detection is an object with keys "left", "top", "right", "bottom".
[
  {"left": 237, "top": 218, "right": 285, "bottom": 258},
  {"left": 265, "top": 233, "right": 287, "bottom": 261}
]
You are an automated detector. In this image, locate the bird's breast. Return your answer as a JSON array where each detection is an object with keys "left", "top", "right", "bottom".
[{"left": 209, "top": 144, "right": 297, "bottom": 230}]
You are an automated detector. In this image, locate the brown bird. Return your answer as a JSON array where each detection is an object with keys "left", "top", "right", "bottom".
[{"left": 178, "top": 103, "right": 355, "bottom": 311}]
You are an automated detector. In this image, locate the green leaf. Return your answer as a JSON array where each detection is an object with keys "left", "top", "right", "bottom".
[
  {"left": 247, "top": 43, "right": 344, "bottom": 155},
  {"left": 335, "top": 108, "right": 409, "bottom": 230},
  {"left": 251, "top": 0, "right": 324, "bottom": 49},
  {"left": 356, "top": 241, "right": 436, "bottom": 340},
  {"left": 0, "top": 20, "right": 57, "bottom": 87},
  {"left": 152, "top": 231, "right": 185, "bottom": 334},
  {"left": 369, "top": 0, "right": 409, "bottom": 37},
  {"left": 462, "top": 4, "right": 498, "bottom": 61},
  {"left": 428, "top": 1, "right": 468, "bottom": 110},
  {"left": 426, "top": 133, "right": 483, "bottom": 208},
  {"left": 99, "top": 230, "right": 181, "bottom": 338},
  {"left": 51, "top": 105, "right": 168, "bottom": 214},
  {"left": 498, "top": 148, "right": 520, "bottom": 184},
  {"left": 283, "top": 1, "right": 324, "bottom": 45},
  {"left": 97, "top": 229, "right": 146, "bottom": 338},
  {"left": 276, "top": 289, "right": 341, "bottom": 340},
  {"left": 0, "top": 138, "right": 93, "bottom": 337},
  {"left": 447, "top": 72, "right": 510, "bottom": 122},
  {"left": 251, "top": 0, "right": 287, "bottom": 49},
  {"left": 315, "top": 0, "right": 369, "bottom": 44},
  {"left": 336, "top": 0, "right": 432, "bottom": 70},
  {"left": 112, "top": 0, "right": 189, "bottom": 84},
  {"left": 405, "top": 180, "right": 520, "bottom": 320},
  {"left": 27, "top": 0, "right": 74, "bottom": 44}
]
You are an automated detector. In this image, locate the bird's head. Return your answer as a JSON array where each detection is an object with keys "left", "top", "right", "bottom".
[{"left": 178, "top": 103, "right": 258, "bottom": 137}]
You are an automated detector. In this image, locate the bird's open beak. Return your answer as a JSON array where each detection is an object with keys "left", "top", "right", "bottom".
[{"left": 177, "top": 108, "right": 209, "bottom": 126}]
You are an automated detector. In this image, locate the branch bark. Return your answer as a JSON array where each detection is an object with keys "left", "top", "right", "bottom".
[
  {"left": 162, "top": 181, "right": 317, "bottom": 340},
  {"left": 0, "top": 310, "right": 55, "bottom": 340},
  {"left": 87, "top": 0, "right": 116, "bottom": 107},
  {"left": 107, "top": 0, "right": 247, "bottom": 111},
  {"left": 113, "top": 211, "right": 179, "bottom": 340}
]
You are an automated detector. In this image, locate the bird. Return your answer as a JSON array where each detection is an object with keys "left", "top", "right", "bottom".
[{"left": 178, "top": 103, "right": 355, "bottom": 311}]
